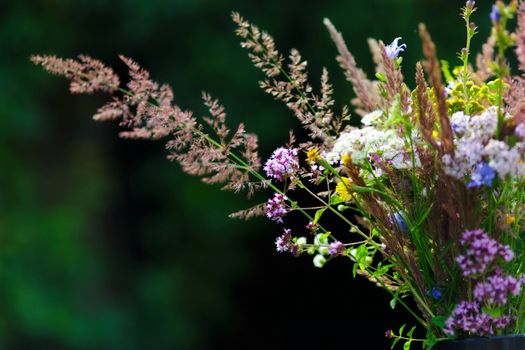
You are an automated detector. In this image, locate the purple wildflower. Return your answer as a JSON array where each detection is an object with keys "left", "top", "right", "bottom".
[
  {"left": 467, "top": 162, "right": 496, "bottom": 188},
  {"left": 385, "top": 329, "right": 393, "bottom": 338},
  {"left": 329, "top": 241, "right": 345, "bottom": 256},
  {"left": 444, "top": 301, "right": 511, "bottom": 336},
  {"left": 473, "top": 268, "right": 523, "bottom": 305},
  {"left": 456, "top": 229, "right": 513, "bottom": 276},
  {"left": 264, "top": 147, "right": 299, "bottom": 182},
  {"left": 266, "top": 193, "right": 289, "bottom": 223},
  {"left": 490, "top": 4, "right": 501, "bottom": 23},
  {"left": 385, "top": 37, "right": 407, "bottom": 60},
  {"left": 275, "top": 228, "right": 292, "bottom": 253},
  {"left": 515, "top": 123, "right": 525, "bottom": 139},
  {"left": 306, "top": 221, "right": 318, "bottom": 234},
  {"left": 466, "top": 0, "right": 475, "bottom": 8},
  {"left": 289, "top": 243, "right": 300, "bottom": 257}
]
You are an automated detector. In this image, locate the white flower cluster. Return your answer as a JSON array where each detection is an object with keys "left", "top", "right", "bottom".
[
  {"left": 325, "top": 110, "right": 420, "bottom": 171},
  {"left": 444, "top": 107, "right": 525, "bottom": 180}
]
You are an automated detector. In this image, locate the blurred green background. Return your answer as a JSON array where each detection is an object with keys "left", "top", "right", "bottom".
[{"left": 1, "top": 0, "right": 494, "bottom": 349}]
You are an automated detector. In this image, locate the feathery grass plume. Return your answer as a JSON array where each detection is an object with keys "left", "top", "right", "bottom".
[
  {"left": 228, "top": 203, "right": 266, "bottom": 220},
  {"left": 323, "top": 18, "right": 379, "bottom": 116},
  {"left": 33, "top": 54, "right": 263, "bottom": 198},
  {"left": 417, "top": 24, "right": 478, "bottom": 272},
  {"left": 418, "top": 23, "right": 454, "bottom": 156},
  {"left": 415, "top": 62, "right": 439, "bottom": 149},
  {"left": 506, "top": 77, "right": 525, "bottom": 125},
  {"left": 516, "top": 0, "right": 525, "bottom": 72},
  {"left": 368, "top": 38, "right": 384, "bottom": 74},
  {"left": 379, "top": 41, "right": 411, "bottom": 112},
  {"left": 507, "top": 1, "right": 525, "bottom": 125},
  {"left": 30, "top": 54, "right": 120, "bottom": 93},
  {"left": 232, "top": 12, "right": 346, "bottom": 146}
]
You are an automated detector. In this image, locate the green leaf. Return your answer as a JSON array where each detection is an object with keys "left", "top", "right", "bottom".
[
  {"left": 415, "top": 204, "right": 433, "bottom": 227},
  {"left": 390, "top": 298, "right": 397, "bottom": 310},
  {"left": 330, "top": 195, "right": 345, "bottom": 205},
  {"left": 399, "top": 324, "right": 406, "bottom": 336},
  {"left": 320, "top": 232, "right": 331, "bottom": 241},
  {"left": 430, "top": 316, "right": 446, "bottom": 328},
  {"left": 423, "top": 338, "right": 437, "bottom": 350},
  {"left": 376, "top": 72, "right": 387, "bottom": 83},
  {"left": 403, "top": 340, "right": 412, "bottom": 350},
  {"left": 313, "top": 208, "right": 326, "bottom": 224},
  {"left": 482, "top": 306, "right": 503, "bottom": 318},
  {"left": 407, "top": 326, "right": 416, "bottom": 338},
  {"left": 390, "top": 288, "right": 401, "bottom": 309},
  {"left": 391, "top": 337, "right": 401, "bottom": 349},
  {"left": 440, "top": 60, "right": 454, "bottom": 82}
]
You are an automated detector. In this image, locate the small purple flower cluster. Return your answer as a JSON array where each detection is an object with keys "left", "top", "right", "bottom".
[
  {"left": 329, "top": 241, "right": 345, "bottom": 256},
  {"left": 306, "top": 221, "right": 318, "bottom": 234},
  {"left": 275, "top": 228, "right": 292, "bottom": 252},
  {"left": 264, "top": 147, "right": 299, "bottom": 182},
  {"left": 456, "top": 229, "right": 513, "bottom": 276},
  {"left": 444, "top": 301, "right": 512, "bottom": 336},
  {"left": 275, "top": 228, "right": 300, "bottom": 256},
  {"left": 445, "top": 229, "right": 522, "bottom": 336},
  {"left": 266, "top": 193, "right": 288, "bottom": 223},
  {"left": 473, "top": 267, "right": 523, "bottom": 305}
]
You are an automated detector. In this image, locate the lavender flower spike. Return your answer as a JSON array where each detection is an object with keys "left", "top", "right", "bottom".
[{"left": 385, "top": 37, "right": 407, "bottom": 60}]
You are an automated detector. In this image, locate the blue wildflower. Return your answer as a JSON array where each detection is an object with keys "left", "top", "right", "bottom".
[
  {"left": 490, "top": 4, "right": 501, "bottom": 23},
  {"left": 430, "top": 287, "right": 443, "bottom": 300},
  {"left": 385, "top": 37, "right": 407, "bottom": 60},
  {"left": 391, "top": 212, "right": 409, "bottom": 233},
  {"left": 467, "top": 162, "right": 496, "bottom": 188}
]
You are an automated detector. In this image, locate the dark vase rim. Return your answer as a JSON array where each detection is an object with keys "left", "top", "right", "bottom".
[
  {"left": 448, "top": 334, "right": 525, "bottom": 341},
  {"left": 435, "top": 334, "right": 525, "bottom": 349}
]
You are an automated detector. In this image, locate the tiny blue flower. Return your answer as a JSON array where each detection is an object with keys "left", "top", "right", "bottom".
[
  {"left": 430, "top": 287, "right": 443, "bottom": 300},
  {"left": 490, "top": 4, "right": 501, "bottom": 23},
  {"left": 467, "top": 162, "right": 496, "bottom": 188},
  {"left": 391, "top": 212, "right": 409, "bottom": 233},
  {"left": 385, "top": 37, "right": 407, "bottom": 60}
]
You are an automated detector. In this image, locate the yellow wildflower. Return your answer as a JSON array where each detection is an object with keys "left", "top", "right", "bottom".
[
  {"left": 341, "top": 153, "right": 352, "bottom": 169},
  {"left": 306, "top": 148, "right": 320, "bottom": 163},
  {"left": 505, "top": 215, "right": 516, "bottom": 225},
  {"left": 335, "top": 177, "right": 354, "bottom": 202}
]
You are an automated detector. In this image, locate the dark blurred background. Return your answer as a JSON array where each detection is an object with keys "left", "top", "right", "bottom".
[{"left": 0, "top": 0, "right": 494, "bottom": 349}]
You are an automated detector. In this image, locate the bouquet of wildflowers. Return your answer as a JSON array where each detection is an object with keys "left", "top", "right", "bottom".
[{"left": 32, "top": 0, "right": 525, "bottom": 348}]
